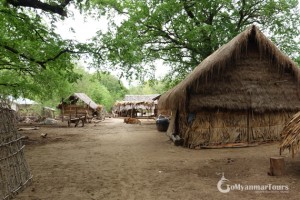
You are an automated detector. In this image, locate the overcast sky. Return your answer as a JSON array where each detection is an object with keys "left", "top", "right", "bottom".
[{"left": 53, "top": 7, "right": 169, "bottom": 87}]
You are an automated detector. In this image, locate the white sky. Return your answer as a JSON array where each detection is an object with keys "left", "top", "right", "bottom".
[{"left": 53, "top": 7, "right": 170, "bottom": 87}]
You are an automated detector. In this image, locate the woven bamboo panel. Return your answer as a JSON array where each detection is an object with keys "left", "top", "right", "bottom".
[
  {"left": 181, "top": 110, "right": 293, "bottom": 148},
  {"left": 0, "top": 104, "right": 32, "bottom": 200}
]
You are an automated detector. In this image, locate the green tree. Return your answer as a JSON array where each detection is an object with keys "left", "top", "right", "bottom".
[
  {"left": 128, "top": 80, "right": 166, "bottom": 95},
  {"left": 91, "top": 0, "right": 300, "bottom": 87},
  {"left": 70, "top": 67, "right": 126, "bottom": 111},
  {"left": 95, "top": 72, "right": 128, "bottom": 101},
  {"left": 0, "top": 0, "right": 92, "bottom": 99}
]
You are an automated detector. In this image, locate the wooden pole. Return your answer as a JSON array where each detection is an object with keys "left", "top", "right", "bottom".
[
  {"left": 269, "top": 156, "right": 286, "bottom": 176},
  {"left": 247, "top": 109, "right": 250, "bottom": 143},
  {"left": 61, "top": 102, "right": 64, "bottom": 122}
]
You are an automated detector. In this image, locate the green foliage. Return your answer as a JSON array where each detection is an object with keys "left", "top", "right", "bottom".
[
  {"left": 128, "top": 80, "right": 166, "bottom": 95},
  {"left": 3, "top": 0, "right": 300, "bottom": 102},
  {"left": 0, "top": 1, "right": 90, "bottom": 99},
  {"left": 67, "top": 67, "right": 127, "bottom": 111},
  {"left": 91, "top": 0, "right": 300, "bottom": 88},
  {"left": 1, "top": 0, "right": 128, "bottom": 111},
  {"left": 21, "top": 66, "right": 127, "bottom": 112},
  {"left": 95, "top": 72, "right": 128, "bottom": 101}
]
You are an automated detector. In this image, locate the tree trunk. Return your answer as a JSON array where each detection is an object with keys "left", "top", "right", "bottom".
[{"left": 269, "top": 157, "right": 286, "bottom": 176}]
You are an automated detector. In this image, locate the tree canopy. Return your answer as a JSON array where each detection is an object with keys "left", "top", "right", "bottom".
[
  {"left": 70, "top": 68, "right": 128, "bottom": 110},
  {"left": 0, "top": 0, "right": 90, "bottom": 99},
  {"left": 127, "top": 80, "right": 165, "bottom": 95},
  {"left": 1, "top": 0, "right": 300, "bottom": 100},
  {"left": 91, "top": 0, "right": 300, "bottom": 87},
  {"left": 39, "top": 66, "right": 127, "bottom": 111}
]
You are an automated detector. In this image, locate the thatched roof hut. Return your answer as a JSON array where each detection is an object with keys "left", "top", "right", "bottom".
[
  {"left": 158, "top": 25, "right": 300, "bottom": 148},
  {"left": 64, "top": 93, "right": 99, "bottom": 110},
  {"left": 113, "top": 94, "right": 160, "bottom": 117},
  {"left": 58, "top": 93, "right": 102, "bottom": 119},
  {"left": 280, "top": 112, "right": 300, "bottom": 157}
]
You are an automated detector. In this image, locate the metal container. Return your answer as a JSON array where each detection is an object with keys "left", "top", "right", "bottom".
[{"left": 156, "top": 117, "right": 169, "bottom": 132}]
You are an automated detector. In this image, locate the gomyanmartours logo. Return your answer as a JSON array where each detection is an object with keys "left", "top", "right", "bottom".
[{"left": 217, "top": 173, "right": 289, "bottom": 193}]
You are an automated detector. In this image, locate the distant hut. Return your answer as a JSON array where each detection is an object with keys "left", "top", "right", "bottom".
[
  {"left": 58, "top": 93, "right": 103, "bottom": 120},
  {"left": 12, "top": 98, "right": 39, "bottom": 118},
  {"left": 280, "top": 112, "right": 300, "bottom": 157},
  {"left": 41, "top": 107, "right": 56, "bottom": 118},
  {"left": 113, "top": 94, "right": 160, "bottom": 118},
  {"left": 158, "top": 25, "right": 300, "bottom": 149}
]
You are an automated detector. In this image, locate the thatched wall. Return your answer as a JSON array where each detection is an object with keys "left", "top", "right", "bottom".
[
  {"left": 0, "top": 104, "right": 32, "bottom": 199},
  {"left": 178, "top": 110, "right": 293, "bottom": 148}
]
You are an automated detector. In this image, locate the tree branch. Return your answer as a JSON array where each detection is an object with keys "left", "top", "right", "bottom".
[
  {"left": 181, "top": 0, "right": 200, "bottom": 25},
  {"left": 6, "top": 0, "right": 73, "bottom": 16},
  {"left": 1, "top": 44, "right": 90, "bottom": 69},
  {"left": 1, "top": 44, "right": 47, "bottom": 69},
  {"left": 0, "top": 83, "right": 19, "bottom": 87}
]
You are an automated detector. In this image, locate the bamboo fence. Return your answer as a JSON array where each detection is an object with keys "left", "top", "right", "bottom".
[{"left": 0, "top": 101, "right": 32, "bottom": 199}]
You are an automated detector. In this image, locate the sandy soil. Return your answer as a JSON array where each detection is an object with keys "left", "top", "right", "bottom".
[{"left": 15, "top": 118, "right": 300, "bottom": 200}]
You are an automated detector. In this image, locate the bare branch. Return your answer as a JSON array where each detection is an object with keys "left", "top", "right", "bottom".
[
  {"left": 0, "top": 83, "right": 19, "bottom": 87},
  {"left": 1, "top": 44, "right": 91, "bottom": 69},
  {"left": 6, "top": 0, "right": 73, "bottom": 16}
]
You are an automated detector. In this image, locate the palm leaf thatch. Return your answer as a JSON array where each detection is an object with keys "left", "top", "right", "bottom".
[
  {"left": 280, "top": 112, "right": 300, "bottom": 158},
  {"left": 114, "top": 94, "right": 159, "bottom": 111},
  {"left": 68, "top": 93, "right": 99, "bottom": 110},
  {"left": 158, "top": 25, "right": 300, "bottom": 112},
  {"left": 114, "top": 101, "right": 154, "bottom": 107}
]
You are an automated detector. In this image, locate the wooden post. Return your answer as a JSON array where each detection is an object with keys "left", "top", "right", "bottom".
[
  {"left": 247, "top": 109, "right": 250, "bottom": 142},
  {"left": 61, "top": 98, "right": 64, "bottom": 122},
  {"left": 130, "top": 104, "right": 133, "bottom": 118},
  {"left": 269, "top": 157, "right": 286, "bottom": 176}
]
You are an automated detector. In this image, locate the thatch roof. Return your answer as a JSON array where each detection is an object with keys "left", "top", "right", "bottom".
[
  {"left": 62, "top": 93, "right": 99, "bottom": 110},
  {"left": 124, "top": 94, "right": 160, "bottom": 102},
  {"left": 116, "top": 94, "right": 159, "bottom": 106},
  {"left": 113, "top": 94, "right": 159, "bottom": 111},
  {"left": 114, "top": 101, "right": 154, "bottom": 107},
  {"left": 280, "top": 112, "right": 300, "bottom": 157},
  {"left": 158, "top": 25, "right": 300, "bottom": 112}
]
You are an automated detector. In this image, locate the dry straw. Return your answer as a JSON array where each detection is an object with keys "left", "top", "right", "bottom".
[{"left": 280, "top": 112, "right": 300, "bottom": 158}]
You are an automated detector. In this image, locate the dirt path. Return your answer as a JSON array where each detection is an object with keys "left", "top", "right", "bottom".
[{"left": 16, "top": 118, "right": 300, "bottom": 200}]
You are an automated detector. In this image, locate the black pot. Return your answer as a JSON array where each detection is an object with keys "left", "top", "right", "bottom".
[{"left": 156, "top": 118, "right": 169, "bottom": 132}]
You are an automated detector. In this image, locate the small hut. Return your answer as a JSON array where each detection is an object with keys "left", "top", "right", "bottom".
[
  {"left": 41, "top": 107, "right": 56, "bottom": 118},
  {"left": 12, "top": 98, "right": 39, "bottom": 119},
  {"left": 280, "top": 112, "right": 300, "bottom": 157},
  {"left": 58, "top": 93, "right": 103, "bottom": 120},
  {"left": 113, "top": 94, "right": 159, "bottom": 118},
  {"left": 158, "top": 25, "right": 300, "bottom": 148}
]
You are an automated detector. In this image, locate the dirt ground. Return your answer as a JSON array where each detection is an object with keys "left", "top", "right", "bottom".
[{"left": 15, "top": 118, "right": 300, "bottom": 200}]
